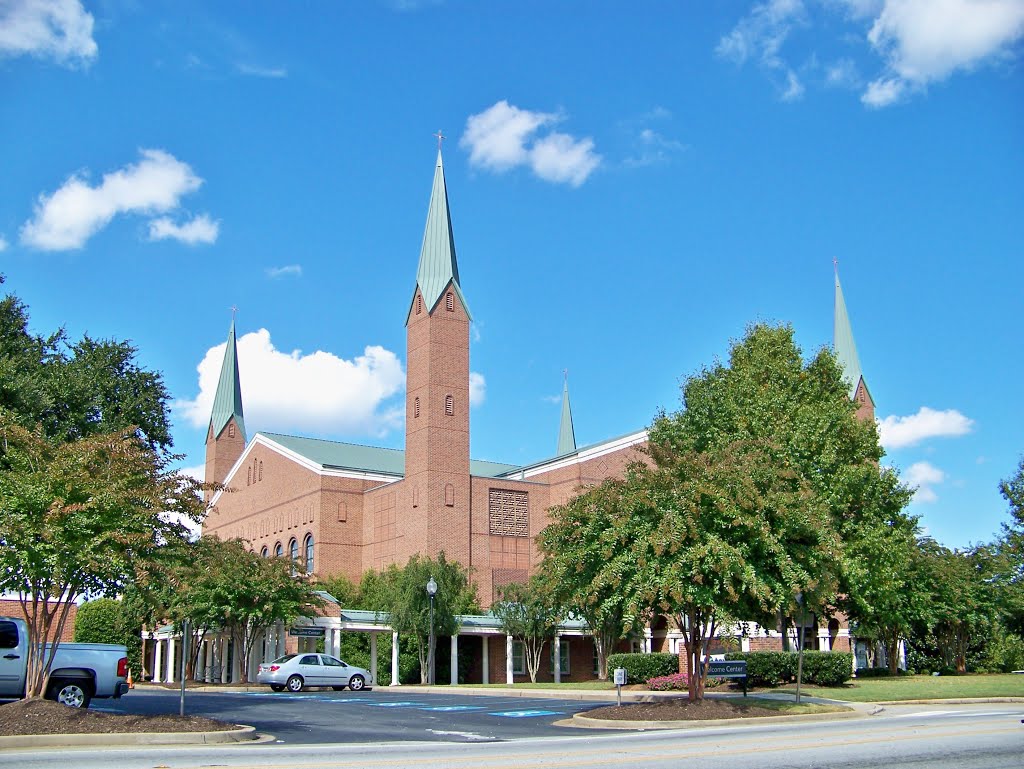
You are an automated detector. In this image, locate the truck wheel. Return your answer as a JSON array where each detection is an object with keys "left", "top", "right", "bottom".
[
  {"left": 47, "top": 679, "right": 93, "bottom": 709},
  {"left": 348, "top": 675, "right": 365, "bottom": 691},
  {"left": 286, "top": 675, "right": 304, "bottom": 692}
]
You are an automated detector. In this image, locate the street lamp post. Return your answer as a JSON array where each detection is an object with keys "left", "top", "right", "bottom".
[
  {"left": 426, "top": 576, "right": 438, "bottom": 686},
  {"left": 794, "top": 592, "right": 806, "bottom": 705}
]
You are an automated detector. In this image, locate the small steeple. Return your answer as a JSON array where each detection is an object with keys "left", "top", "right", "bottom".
[
  {"left": 833, "top": 262, "right": 865, "bottom": 401},
  {"left": 557, "top": 372, "right": 576, "bottom": 456},
  {"left": 209, "top": 317, "right": 246, "bottom": 442},
  {"left": 407, "top": 149, "right": 471, "bottom": 323}
]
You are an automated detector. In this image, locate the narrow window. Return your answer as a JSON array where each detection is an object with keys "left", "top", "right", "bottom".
[
  {"left": 416, "top": 294, "right": 422, "bottom": 314},
  {"left": 275, "top": 542, "right": 283, "bottom": 558},
  {"left": 338, "top": 502, "right": 348, "bottom": 522},
  {"left": 228, "top": 424, "right": 235, "bottom": 438},
  {"left": 511, "top": 641, "right": 525, "bottom": 675},
  {"left": 550, "top": 641, "right": 570, "bottom": 674},
  {"left": 445, "top": 394, "right": 454, "bottom": 416},
  {"left": 414, "top": 396, "right": 420, "bottom": 418},
  {"left": 259, "top": 461, "right": 263, "bottom": 481},
  {"left": 304, "top": 534, "right": 314, "bottom": 575},
  {"left": 247, "top": 467, "right": 252, "bottom": 486},
  {"left": 445, "top": 483, "right": 455, "bottom": 507},
  {"left": 260, "top": 546, "right": 268, "bottom": 558},
  {"left": 446, "top": 291, "right": 454, "bottom": 312},
  {"left": 289, "top": 538, "right": 298, "bottom": 575}
]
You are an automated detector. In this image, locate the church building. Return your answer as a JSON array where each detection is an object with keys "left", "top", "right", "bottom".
[{"left": 192, "top": 149, "right": 875, "bottom": 683}]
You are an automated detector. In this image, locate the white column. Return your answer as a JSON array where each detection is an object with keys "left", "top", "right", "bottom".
[
  {"left": 332, "top": 628, "right": 341, "bottom": 658},
  {"left": 220, "top": 636, "right": 229, "bottom": 683},
  {"left": 165, "top": 638, "right": 176, "bottom": 683},
  {"left": 203, "top": 641, "right": 212, "bottom": 682},
  {"left": 390, "top": 630, "right": 400, "bottom": 686},
  {"left": 553, "top": 634, "right": 562, "bottom": 684},
  {"left": 370, "top": 633, "right": 378, "bottom": 686},
  {"left": 505, "top": 634, "right": 514, "bottom": 685},
  {"left": 154, "top": 639, "right": 164, "bottom": 684},
  {"left": 481, "top": 636, "right": 489, "bottom": 685},
  {"left": 643, "top": 627, "right": 653, "bottom": 654},
  {"left": 232, "top": 638, "right": 242, "bottom": 682},
  {"left": 450, "top": 634, "right": 459, "bottom": 686}
]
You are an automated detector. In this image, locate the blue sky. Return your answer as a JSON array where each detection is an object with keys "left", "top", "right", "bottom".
[{"left": 1, "top": 0, "right": 1022, "bottom": 550}]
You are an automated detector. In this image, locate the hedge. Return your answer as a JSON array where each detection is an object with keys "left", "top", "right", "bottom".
[
  {"left": 724, "top": 651, "right": 853, "bottom": 687},
  {"left": 606, "top": 652, "right": 678, "bottom": 683}
]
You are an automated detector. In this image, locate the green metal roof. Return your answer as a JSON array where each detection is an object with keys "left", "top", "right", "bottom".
[
  {"left": 259, "top": 432, "right": 519, "bottom": 479},
  {"left": 407, "top": 150, "right": 472, "bottom": 323},
  {"left": 557, "top": 377, "right": 576, "bottom": 456},
  {"left": 209, "top": 319, "right": 246, "bottom": 441},
  {"left": 833, "top": 267, "right": 865, "bottom": 400}
]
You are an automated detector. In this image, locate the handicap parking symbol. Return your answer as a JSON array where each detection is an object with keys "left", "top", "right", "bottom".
[{"left": 488, "top": 709, "right": 559, "bottom": 718}]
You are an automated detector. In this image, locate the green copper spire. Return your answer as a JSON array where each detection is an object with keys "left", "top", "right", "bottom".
[
  {"left": 209, "top": 318, "right": 246, "bottom": 441},
  {"left": 407, "top": 149, "right": 471, "bottom": 322},
  {"left": 557, "top": 374, "right": 576, "bottom": 456},
  {"left": 833, "top": 264, "right": 864, "bottom": 400}
]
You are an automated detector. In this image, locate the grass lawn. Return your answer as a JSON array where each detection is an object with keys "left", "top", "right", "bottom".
[
  {"left": 778, "top": 673, "right": 1024, "bottom": 702},
  {"left": 740, "top": 698, "right": 850, "bottom": 715}
]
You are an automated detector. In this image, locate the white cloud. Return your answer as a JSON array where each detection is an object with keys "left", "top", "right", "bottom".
[
  {"left": 0, "top": 235, "right": 7, "bottom": 252},
  {"left": 781, "top": 70, "right": 806, "bottom": 100},
  {"left": 862, "top": 0, "right": 1024, "bottom": 106},
  {"left": 177, "top": 464, "right": 205, "bottom": 483},
  {"left": 716, "top": 0, "right": 810, "bottom": 101},
  {"left": 237, "top": 63, "right": 287, "bottom": 78},
  {"left": 878, "top": 406, "right": 974, "bottom": 449},
  {"left": 461, "top": 100, "right": 601, "bottom": 187},
  {"left": 825, "top": 58, "right": 861, "bottom": 87},
  {"left": 0, "top": 0, "right": 97, "bottom": 66},
  {"left": 469, "top": 372, "right": 486, "bottom": 407},
  {"left": 266, "top": 264, "right": 303, "bottom": 279},
  {"left": 148, "top": 214, "right": 219, "bottom": 245},
  {"left": 176, "top": 329, "right": 406, "bottom": 437},
  {"left": 904, "top": 460, "right": 945, "bottom": 503},
  {"left": 624, "top": 128, "right": 688, "bottom": 168},
  {"left": 20, "top": 149, "right": 214, "bottom": 250}
]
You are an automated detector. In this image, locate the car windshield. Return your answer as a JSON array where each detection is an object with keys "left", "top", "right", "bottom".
[{"left": 272, "top": 654, "right": 297, "bottom": 663}]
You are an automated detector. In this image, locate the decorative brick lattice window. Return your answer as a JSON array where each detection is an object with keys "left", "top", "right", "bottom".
[
  {"left": 488, "top": 489, "right": 529, "bottom": 537},
  {"left": 258, "top": 461, "right": 263, "bottom": 481},
  {"left": 445, "top": 394, "right": 454, "bottom": 416},
  {"left": 228, "top": 424, "right": 235, "bottom": 438},
  {"left": 445, "top": 483, "right": 455, "bottom": 507},
  {"left": 446, "top": 292, "right": 454, "bottom": 312},
  {"left": 414, "top": 396, "right": 420, "bottom": 418},
  {"left": 417, "top": 295, "right": 422, "bottom": 314}
]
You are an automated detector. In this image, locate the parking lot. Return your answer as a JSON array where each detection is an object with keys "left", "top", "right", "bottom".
[{"left": 95, "top": 687, "right": 613, "bottom": 743}]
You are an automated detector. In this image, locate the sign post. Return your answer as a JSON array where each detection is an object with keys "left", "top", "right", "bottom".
[{"left": 613, "top": 667, "right": 627, "bottom": 706}]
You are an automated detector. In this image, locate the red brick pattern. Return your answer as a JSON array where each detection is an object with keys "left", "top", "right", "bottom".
[{"left": 0, "top": 599, "right": 77, "bottom": 642}]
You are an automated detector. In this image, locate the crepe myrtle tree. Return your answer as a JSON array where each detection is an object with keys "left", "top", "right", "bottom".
[{"left": 491, "top": 577, "right": 561, "bottom": 683}]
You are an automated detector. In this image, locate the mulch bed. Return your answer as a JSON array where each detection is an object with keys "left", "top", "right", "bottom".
[
  {"left": 0, "top": 698, "right": 236, "bottom": 736},
  {"left": 585, "top": 698, "right": 784, "bottom": 721}
]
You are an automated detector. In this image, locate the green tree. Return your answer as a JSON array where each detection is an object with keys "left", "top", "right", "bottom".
[
  {"left": 381, "top": 553, "right": 478, "bottom": 684},
  {"left": 166, "top": 537, "right": 324, "bottom": 683},
  {"left": 74, "top": 598, "right": 123, "bottom": 644},
  {"left": 491, "top": 577, "right": 560, "bottom": 683},
  {"left": 0, "top": 421, "right": 206, "bottom": 697},
  {"left": 539, "top": 478, "right": 642, "bottom": 681},
  {"left": 991, "top": 458, "right": 1024, "bottom": 637}
]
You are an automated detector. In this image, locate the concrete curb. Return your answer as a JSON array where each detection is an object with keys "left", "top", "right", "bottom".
[
  {"left": 875, "top": 697, "right": 1024, "bottom": 705},
  {"left": 0, "top": 724, "right": 259, "bottom": 749},
  {"left": 564, "top": 708, "right": 862, "bottom": 731}
]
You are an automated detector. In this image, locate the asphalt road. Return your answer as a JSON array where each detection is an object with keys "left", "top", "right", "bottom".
[
  {"left": 91, "top": 687, "right": 609, "bottom": 743},
  {"left": 2, "top": 701, "right": 1022, "bottom": 769}
]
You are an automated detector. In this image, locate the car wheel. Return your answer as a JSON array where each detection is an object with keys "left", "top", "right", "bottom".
[
  {"left": 286, "top": 675, "right": 304, "bottom": 692},
  {"left": 270, "top": 684, "right": 285, "bottom": 692},
  {"left": 47, "top": 679, "right": 93, "bottom": 709},
  {"left": 348, "top": 675, "right": 365, "bottom": 691}
]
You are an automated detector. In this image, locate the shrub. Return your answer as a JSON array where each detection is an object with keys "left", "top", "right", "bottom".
[
  {"left": 74, "top": 598, "right": 122, "bottom": 644},
  {"left": 606, "top": 652, "right": 678, "bottom": 684},
  {"left": 725, "top": 651, "right": 795, "bottom": 687},
  {"left": 647, "top": 672, "right": 689, "bottom": 691},
  {"left": 800, "top": 651, "right": 853, "bottom": 686},
  {"left": 854, "top": 666, "right": 903, "bottom": 678}
]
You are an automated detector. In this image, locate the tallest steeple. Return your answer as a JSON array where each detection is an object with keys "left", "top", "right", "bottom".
[
  {"left": 204, "top": 317, "right": 246, "bottom": 499},
  {"left": 407, "top": 150, "right": 471, "bottom": 323}
]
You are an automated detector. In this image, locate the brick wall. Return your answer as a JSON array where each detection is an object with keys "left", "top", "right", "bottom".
[{"left": 0, "top": 599, "right": 77, "bottom": 642}]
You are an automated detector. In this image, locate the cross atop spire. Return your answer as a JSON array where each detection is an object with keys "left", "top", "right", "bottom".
[{"left": 433, "top": 129, "right": 446, "bottom": 150}]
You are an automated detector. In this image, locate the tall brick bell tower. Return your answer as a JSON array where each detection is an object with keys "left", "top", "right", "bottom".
[
  {"left": 204, "top": 318, "right": 246, "bottom": 502},
  {"left": 403, "top": 149, "right": 473, "bottom": 564}
]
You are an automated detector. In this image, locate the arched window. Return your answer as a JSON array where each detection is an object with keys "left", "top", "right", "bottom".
[
  {"left": 274, "top": 542, "right": 283, "bottom": 558},
  {"left": 446, "top": 291, "right": 454, "bottom": 312},
  {"left": 304, "top": 534, "right": 314, "bottom": 575},
  {"left": 289, "top": 538, "right": 298, "bottom": 575},
  {"left": 414, "top": 396, "right": 420, "bottom": 418},
  {"left": 259, "top": 461, "right": 263, "bottom": 481},
  {"left": 260, "top": 546, "right": 268, "bottom": 558},
  {"left": 445, "top": 394, "right": 454, "bottom": 416}
]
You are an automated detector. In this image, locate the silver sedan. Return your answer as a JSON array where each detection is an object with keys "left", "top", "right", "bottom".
[{"left": 256, "top": 653, "right": 373, "bottom": 693}]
